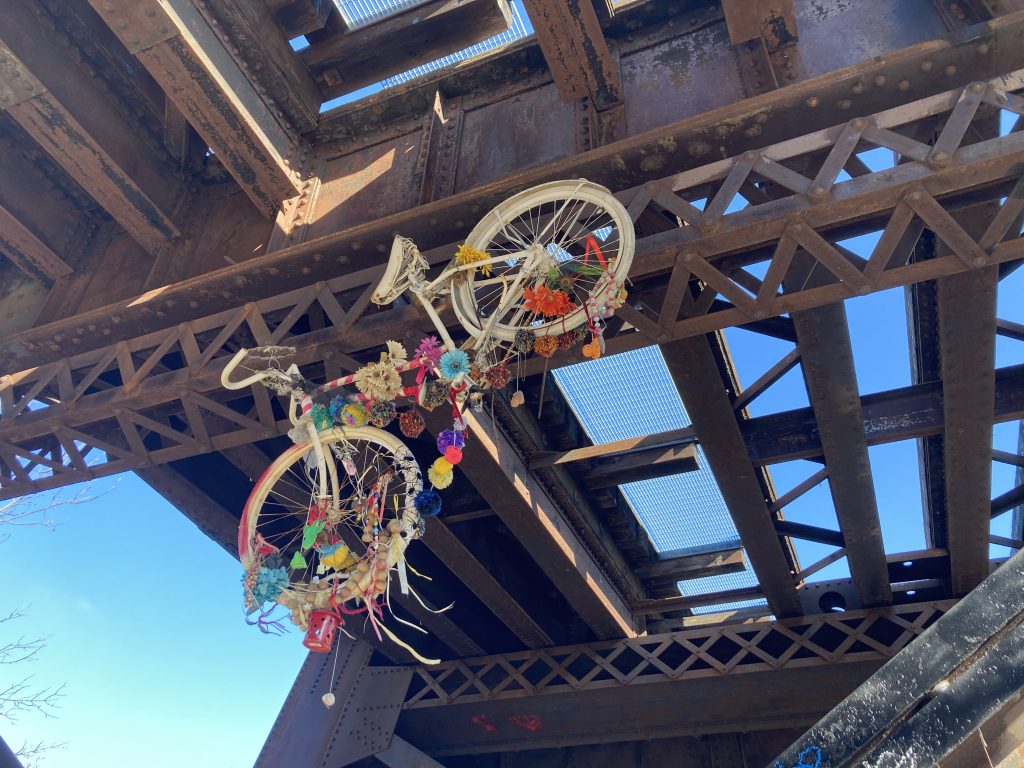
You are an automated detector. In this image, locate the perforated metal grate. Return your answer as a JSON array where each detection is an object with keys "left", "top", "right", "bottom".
[{"left": 552, "top": 346, "right": 763, "bottom": 609}]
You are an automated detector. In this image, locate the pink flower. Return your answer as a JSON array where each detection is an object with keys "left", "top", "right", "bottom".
[{"left": 414, "top": 336, "right": 444, "bottom": 367}]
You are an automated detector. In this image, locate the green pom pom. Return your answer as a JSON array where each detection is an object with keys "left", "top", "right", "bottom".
[{"left": 310, "top": 403, "right": 332, "bottom": 431}]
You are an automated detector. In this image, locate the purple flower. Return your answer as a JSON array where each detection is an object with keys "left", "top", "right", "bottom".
[{"left": 414, "top": 336, "right": 444, "bottom": 367}]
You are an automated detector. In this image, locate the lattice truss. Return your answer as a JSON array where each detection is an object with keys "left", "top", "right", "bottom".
[
  {"left": 3, "top": 70, "right": 1024, "bottom": 497},
  {"left": 404, "top": 602, "right": 953, "bottom": 708}
]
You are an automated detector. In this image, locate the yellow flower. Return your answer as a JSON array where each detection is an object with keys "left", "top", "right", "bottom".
[{"left": 455, "top": 244, "right": 492, "bottom": 277}]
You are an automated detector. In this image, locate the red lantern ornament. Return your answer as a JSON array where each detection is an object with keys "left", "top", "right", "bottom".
[
  {"left": 303, "top": 609, "right": 341, "bottom": 653},
  {"left": 444, "top": 445, "right": 463, "bottom": 465}
]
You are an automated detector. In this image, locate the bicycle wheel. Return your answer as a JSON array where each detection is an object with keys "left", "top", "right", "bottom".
[
  {"left": 451, "top": 179, "right": 635, "bottom": 346},
  {"left": 240, "top": 426, "right": 423, "bottom": 631}
]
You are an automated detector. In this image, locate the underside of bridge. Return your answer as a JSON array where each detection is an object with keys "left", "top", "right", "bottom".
[{"left": 3, "top": 0, "right": 1024, "bottom": 765}]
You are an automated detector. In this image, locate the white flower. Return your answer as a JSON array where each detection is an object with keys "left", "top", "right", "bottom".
[{"left": 385, "top": 340, "right": 408, "bottom": 366}]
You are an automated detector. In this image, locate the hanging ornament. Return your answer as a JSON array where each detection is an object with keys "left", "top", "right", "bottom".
[
  {"left": 484, "top": 362, "right": 512, "bottom": 389},
  {"left": 510, "top": 391, "right": 526, "bottom": 408},
  {"left": 436, "top": 429, "right": 465, "bottom": 454},
  {"left": 310, "top": 403, "right": 332, "bottom": 431},
  {"left": 556, "top": 331, "right": 576, "bottom": 350},
  {"left": 339, "top": 403, "right": 370, "bottom": 427},
  {"left": 422, "top": 381, "right": 449, "bottom": 411},
  {"left": 369, "top": 401, "right": 397, "bottom": 428},
  {"left": 414, "top": 488, "right": 442, "bottom": 517},
  {"left": 289, "top": 551, "right": 308, "bottom": 570},
  {"left": 534, "top": 336, "right": 558, "bottom": 358},
  {"left": 514, "top": 329, "right": 535, "bottom": 354},
  {"left": 444, "top": 446, "right": 463, "bottom": 465},
  {"left": 322, "top": 692, "right": 336, "bottom": 708},
  {"left": 398, "top": 409, "right": 426, "bottom": 438}
]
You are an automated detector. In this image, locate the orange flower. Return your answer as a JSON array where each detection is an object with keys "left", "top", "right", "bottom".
[{"left": 523, "top": 284, "right": 575, "bottom": 317}]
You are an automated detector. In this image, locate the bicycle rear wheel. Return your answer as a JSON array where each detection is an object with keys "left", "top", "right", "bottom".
[{"left": 451, "top": 179, "right": 634, "bottom": 347}]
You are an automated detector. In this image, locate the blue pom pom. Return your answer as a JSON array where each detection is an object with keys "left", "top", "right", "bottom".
[{"left": 414, "top": 488, "right": 442, "bottom": 517}]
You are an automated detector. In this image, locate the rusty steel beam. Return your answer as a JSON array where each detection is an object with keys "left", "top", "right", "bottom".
[
  {"left": 722, "top": 0, "right": 798, "bottom": 52},
  {"left": 661, "top": 335, "right": 802, "bottom": 618},
  {"left": 634, "top": 548, "right": 746, "bottom": 583},
  {"left": 301, "top": 0, "right": 511, "bottom": 101},
  {"left": 0, "top": 201, "right": 72, "bottom": 285},
  {"left": 521, "top": 0, "right": 622, "bottom": 110},
  {"left": 792, "top": 301, "right": 893, "bottom": 606},
  {"left": 0, "top": 6, "right": 181, "bottom": 255},
  {"left": 939, "top": 265, "right": 999, "bottom": 595},
  {"left": 4, "top": 11, "right": 1019, "bottom": 366},
  {"left": 398, "top": 601, "right": 955, "bottom": 755},
  {"left": 439, "top": 405, "right": 642, "bottom": 641},
  {"left": 87, "top": 0, "right": 301, "bottom": 217}
]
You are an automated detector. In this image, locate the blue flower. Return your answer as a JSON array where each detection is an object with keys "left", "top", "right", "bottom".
[
  {"left": 439, "top": 349, "right": 471, "bottom": 382},
  {"left": 251, "top": 564, "right": 289, "bottom": 604}
]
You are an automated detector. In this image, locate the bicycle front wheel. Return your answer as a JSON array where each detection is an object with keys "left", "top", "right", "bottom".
[
  {"left": 240, "top": 426, "right": 423, "bottom": 628},
  {"left": 451, "top": 179, "right": 635, "bottom": 346}
]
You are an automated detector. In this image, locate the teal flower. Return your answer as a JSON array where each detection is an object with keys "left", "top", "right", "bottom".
[{"left": 439, "top": 349, "right": 471, "bottom": 382}]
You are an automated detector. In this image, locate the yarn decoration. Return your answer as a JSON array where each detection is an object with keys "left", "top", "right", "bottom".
[
  {"left": 514, "top": 329, "right": 535, "bottom": 354},
  {"left": 439, "top": 349, "right": 471, "bottom": 382},
  {"left": 414, "top": 336, "right": 444, "bottom": 368},
  {"left": 444, "top": 446, "right": 463, "bottom": 465},
  {"left": 369, "top": 401, "right": 397, "bottom": 428},
  {"left": 436, "top": 429, "right": 465, "bottom": 454},
  {"left": 328, "top": 396, "right": 347, "bottom": 423},
  {"left": 340, "top": 403, "right": 370, "bottom": 427},
  {"left": 398, "top": 409, "right": 426, "bottom": 438},
  {"left": 422, "top": 381, "right": 449, "bottom": 411},
  {"left": 428, "top": 461, "right": 454, "bottom": 489},
  {"left": 571, "top": 324, "right": 589, "bottom": 344},
  {"left": 310, "top": 403, "right": 332, "bottom": 431},
  {"left": 534, "top": 336, "right": 558, "bottom": 358},
  {"left": 484, "top": 362, "right": 512, "bottom": 389},
  {"left": 250, "top": 563, "right": 289, "bottom": 604},
  {"left": 414, "top": 488, "right": 442, "bottom": 517}
]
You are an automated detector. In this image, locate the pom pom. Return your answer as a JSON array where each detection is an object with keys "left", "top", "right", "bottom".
[
  {"left": 514, "top": 329, "right": 535, "bottom": 354},
  {"left": 445, "top": 446, "right": 463, "bottom": 465},
  {"left": 340, "top": 403, "right": 370, "bottom": 427},
  {"left": 432, "top": 456, "right": 453, "bottom": 474},
  {"left": 484, "top": 362, "right": 511, "bottom": 389},
  {"left": 414, "top": 336, "right": 444, "bottom": 367},
  {"left": 534, "top": 336, "right": 558, "bottom": 358},
  {"left": 439, "top": 349, "right": 471, "bottom": 382},
  {"left": 436, "top": 429, "right": 465, "bottom": 453},
  {"left": 421, "top": 381, "right": 449, "bottom": 411},
  {"left": 398, "top": 409, "right": 425, "bottom": 438},
  {"left": 571, "top": 325, "right": 589, "bottom": 344},
  {"left": 428, "top": 465, "right": 454, "bottom": 489},
  {"left": 556, "top": 331, "right": 576, "bottom": 350},
  {"left": 469, "top": 363, "right": 483, "bottom": 383},
  {"left": 414, "top": 488, "right": 442, "bottom": 517},
  {"left": 329, "top": 396, "right": 347, "bottom": 422},
  {"left": 369, "top": 401, "right": 397, "bottom": 428},
  {"left": 310, "top": 403, "right": 332, "bottom": 431}
]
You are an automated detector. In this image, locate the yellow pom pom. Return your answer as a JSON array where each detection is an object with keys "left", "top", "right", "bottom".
[
  {"left": 432, "top": 456, "right": 453, "bottom": 474},
  {"left": 428, "top": 466, "right": 454, "bottom": 489}
]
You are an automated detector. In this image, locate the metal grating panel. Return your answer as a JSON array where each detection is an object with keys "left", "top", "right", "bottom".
[
  {"left": 552, "top": 346, "right": 763, "bottom": 609},
  {"left": 333, "top": 0, "right": 422, "bottom": 28}
]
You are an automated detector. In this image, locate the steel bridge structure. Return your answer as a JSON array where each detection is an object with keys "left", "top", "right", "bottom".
[{"left": 3, "top": 0, "right": 1024, "bottom": 765}]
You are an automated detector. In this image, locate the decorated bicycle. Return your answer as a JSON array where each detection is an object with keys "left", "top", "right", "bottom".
[{"left": 221, "top": 179, "right": 635, "bottom": 666}]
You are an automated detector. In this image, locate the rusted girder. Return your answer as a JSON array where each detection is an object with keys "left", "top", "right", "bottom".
[
  {"left": 0, "top": 201, "right": 72, "bottom": 285},
  {"left": 0, "top": 3, "right": 181, "bottom": 255},
  {"left": 429, "top": 403, "right": 643, "bottom": 641},
  {"left": 661, "top": 335, "right": 802, "bottom": 618},
  {"left": 939, "top": 265, "right": 999, "bottom": 595},
  {"left": 723, "top": 0, "right": 798, "bottom": 52},
  {"left": 398, "top": 601, "right": 954, "bottom": 755},
  {"left": 301, "top": 0, "right": 512, "bottom": 101},
  {"left": 521, "top": 0, "right": 623, "bottom": 110},
  {"left": 792, "top": 301, "right": 892, "bottom": 606},
  {"left": 87, "top": 0, "right": 302, "bottom": 217}
]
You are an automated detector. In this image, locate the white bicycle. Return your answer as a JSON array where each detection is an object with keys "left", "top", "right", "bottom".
[{"left": 220, "top": 179, "right": 634, "bottom": 662}]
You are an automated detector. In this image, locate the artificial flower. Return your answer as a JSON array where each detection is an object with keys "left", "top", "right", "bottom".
[
  {"left": 354, "top": 361, "right": 402, "bottom": 401},
  {"left": 439, "top": 349, "right": 471, "bottom": 382},
  {"left": 523, "top": 284, "right": 574, "bottom": 317},
  {"left": 454, "top": 243, "right": 492, "bottom": 277},
  {"left": 414, "top": 336, "right": 444, "bottom": 367},
  {"left": 385, "top": 340, "right": 408, "bottom": 366}
]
